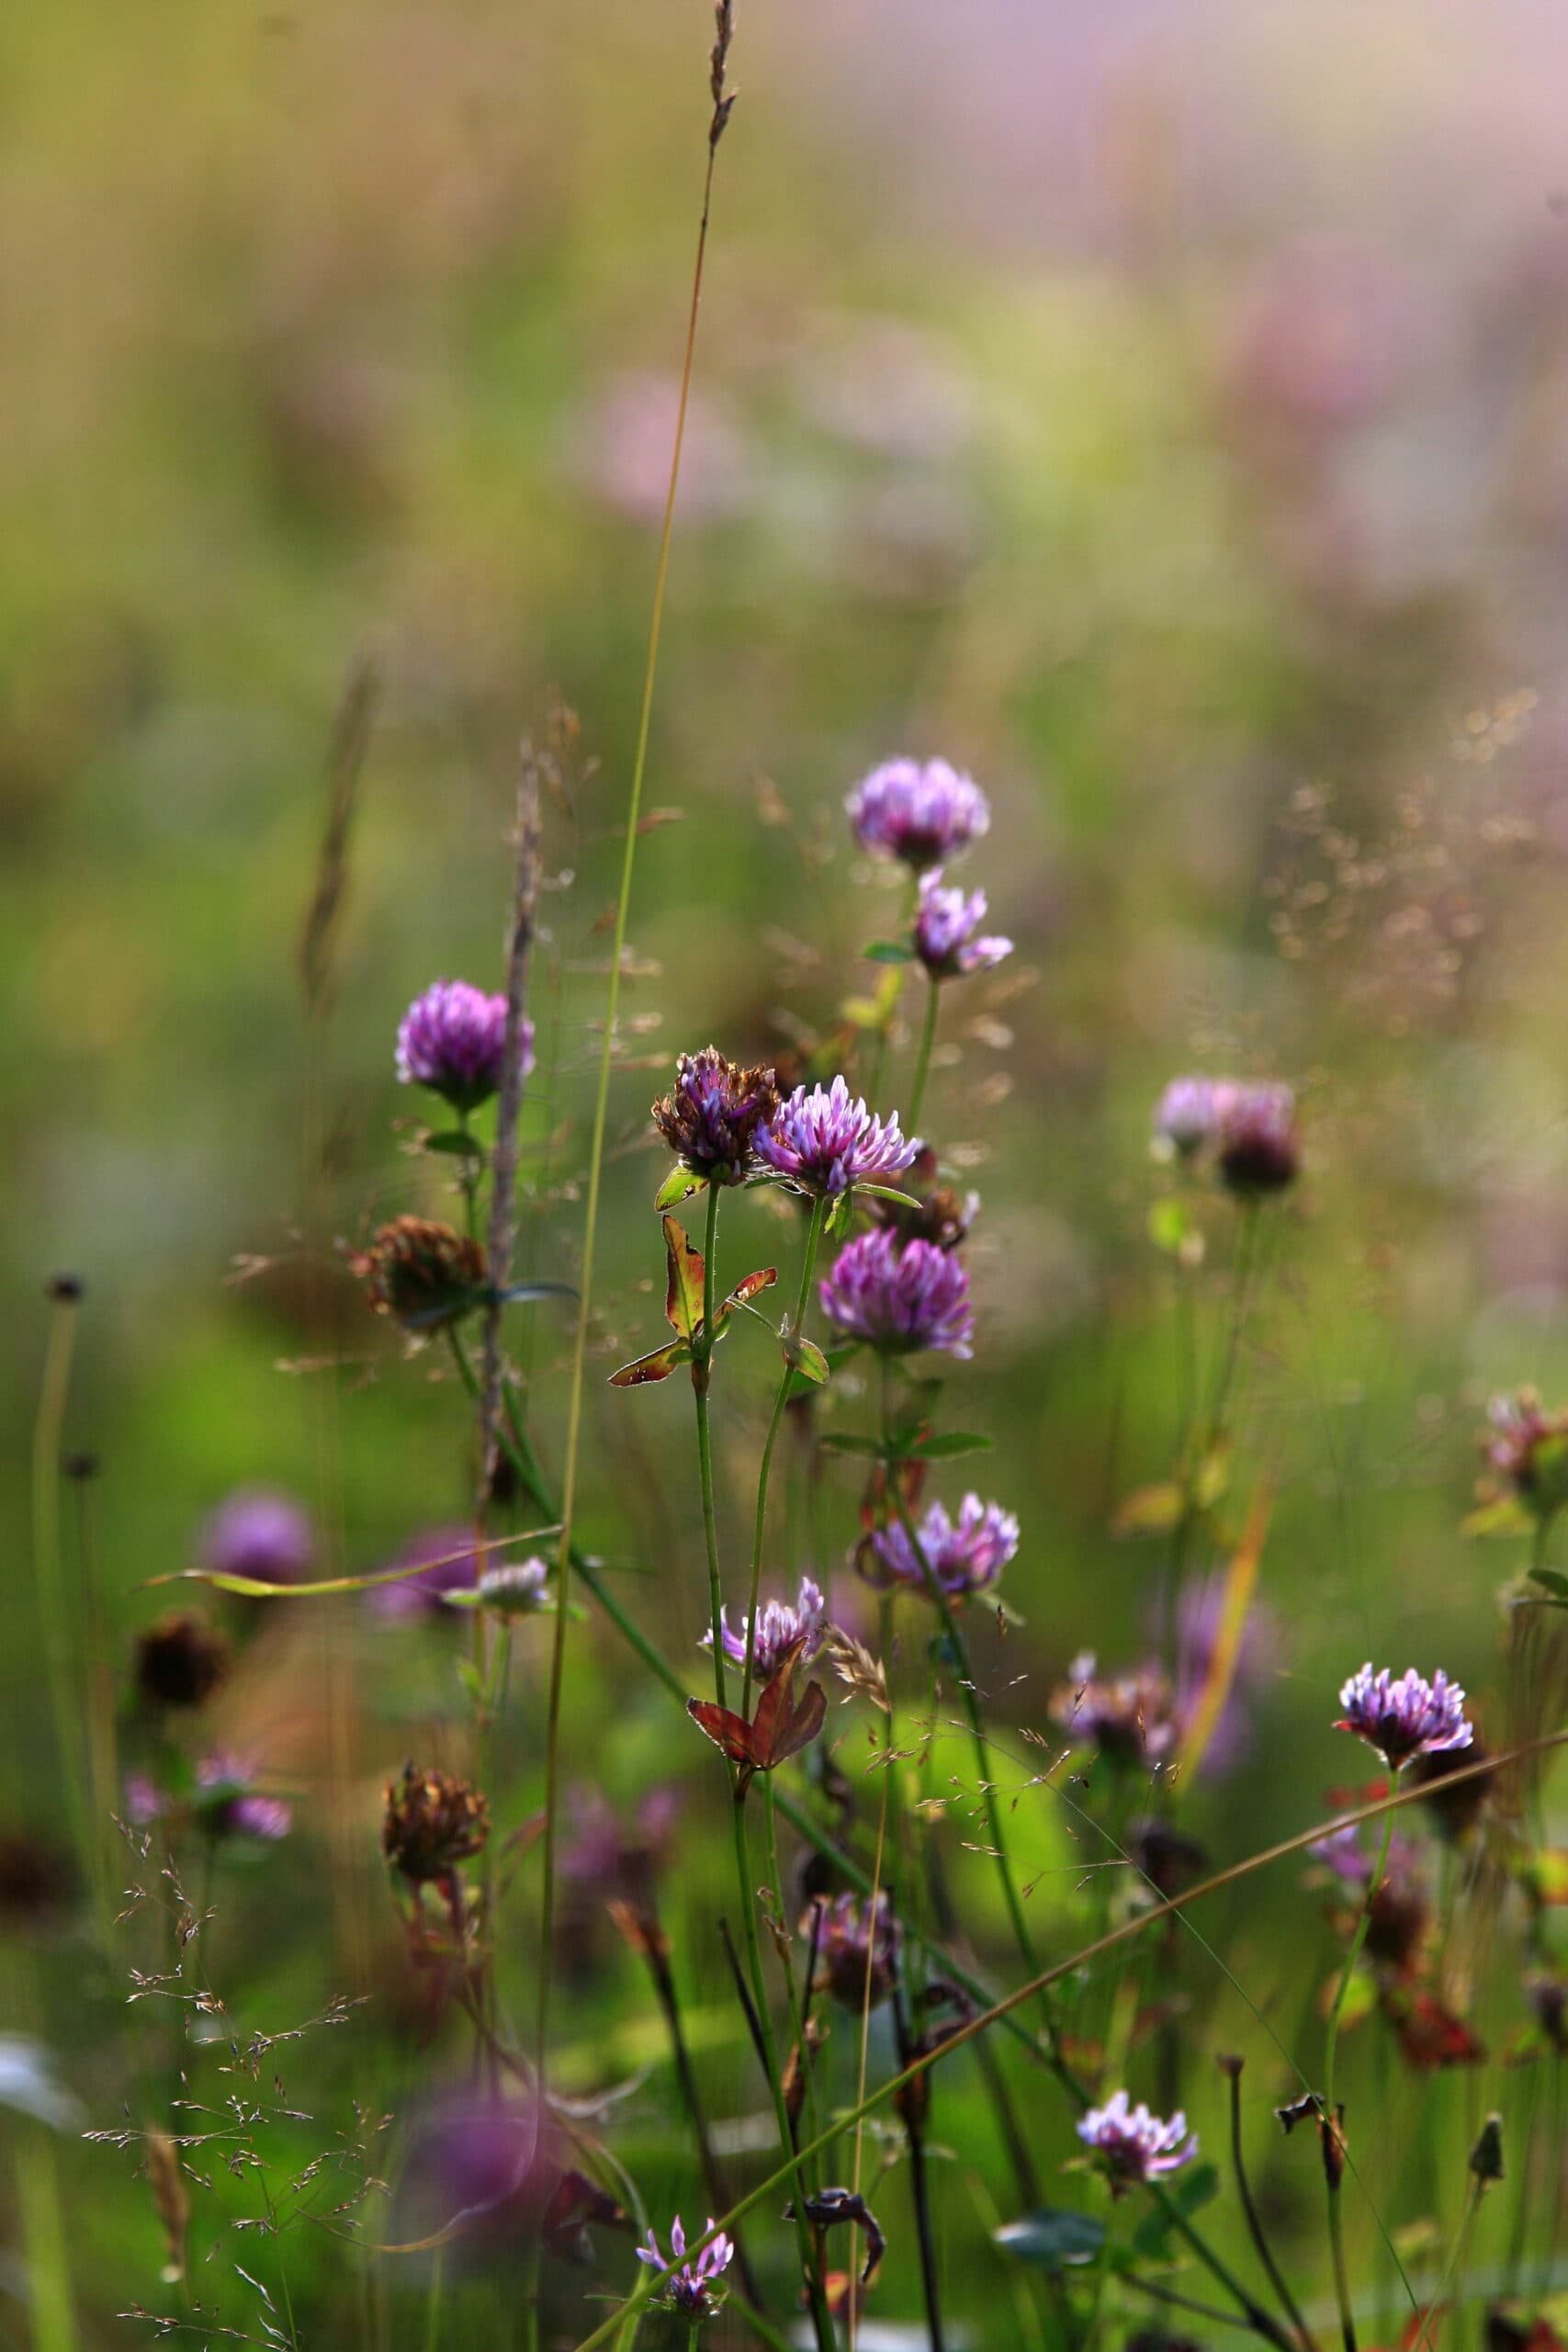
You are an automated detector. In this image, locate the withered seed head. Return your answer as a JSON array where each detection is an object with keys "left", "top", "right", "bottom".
[
  {"left": 381, "top": 1762, "right": 491, "bottom": 1883},
  {"left": 354, "top": 1217, "right": 486, "bottom": 1332},
  {"left": 134, "top": 1613, "right": 231, "bottom": 1710}
]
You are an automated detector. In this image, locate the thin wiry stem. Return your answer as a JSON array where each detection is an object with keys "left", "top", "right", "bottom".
[
  {"left": 694, "top": 1178, "right": 728, "bottom": 1710},
  {"left": 535, "top": 31, "right": 735, "bottom": 2093},
  {"left": 1222, "top": 2056, "right": 1316, "bottom": 2348}
]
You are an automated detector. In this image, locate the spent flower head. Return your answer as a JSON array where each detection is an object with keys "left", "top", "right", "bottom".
[
  {"left": 819, "top": 1228, "right": 974, "bottom": 1358},
  {"left": 652, "top": 1047, "right": 779, "bottom": 1186},
  {"left": 755, "top": 1076, "right": 917, "bottom": 1198},
  {"left": 1216, "top": 1080, "right": 1300, "bottom": 1195},
  {"left": 863, "top": 1494, "right": 1018, "bottom": 1600},
  {"left": 702, "top": 1576, "right": 827, "bottom": 1684},
  {"left": 354, "top": 1217, "right": 487, "bottom": 1333},
  {"left": 134, "top": 1613, "right": 230, "bottom": 1711},
  {"left": 1336, "top": 1664, "right": 1472, "bottom": 1772},
  {"left": 807, "top": 1889, "right": 902, "bottom": 2008},
  {"left": 1077, "top": 2091, "right": 1198, "bottom": 2195},
  {"left": 381, "top": 1763, "right": 491, "bottom": 1884},
  {"left": 847, "top": 756, "right": 989, "bottom": 869},
  {"left": 912, "top": 870, "right": 1012, "bottom": 979},
  {"left": 396, "top": 978, "right": 533, "bottom": 1114},
  {"left": 636, "top": 2217, "right": 733, "bottom": 2320},
  {"left": 870, "top": 1144, "right": 977, "bottom": 1251}
]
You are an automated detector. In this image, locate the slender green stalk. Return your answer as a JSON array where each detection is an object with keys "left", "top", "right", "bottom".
[
  {"left": 1223, "top": 2058, "right": 1315, "bottom": 2349},
  {"left": 1322, "top": 1798, "right": 1397, "bottom": 2352},
  {"left": 33, "top": 1285, "right": 93, "bottom": 1907},
  {"left": 694, "top": 1177, "right": 728, "bottom": 1709},
  {"left": 534, "top": 61, "right": 733, "bottom": 2095},
  {"left": 907, "top": 971, "right": 942, "bottom": 1136},
  {"left": 741, "top": 1195, "right": 827, "bottom": 1721}
]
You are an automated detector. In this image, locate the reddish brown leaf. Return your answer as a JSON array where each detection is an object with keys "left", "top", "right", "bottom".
[{"left": 686, "top": 1698, "right": 760, "bottom": 1770}]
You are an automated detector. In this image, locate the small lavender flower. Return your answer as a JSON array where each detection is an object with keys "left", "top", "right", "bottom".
[
  {"left": 1336, "top": 1664, "right": 1472, "bottom": 1771},
  {"left": 370, "top": 1527, "right": 482, "bottom": 1620},
  {"left": 755, "top": 1076, "right": 917, "bottom": 1198},
  {"left": 819, "top": 1229, "right": 974, "bottom": 1358},
  {"left": 1309, "top": 1820, "right": 1422, "bottom": 1891},
  {"left": 1483, "top": 1390, "right": 1568, "bottom": 1521},
  {"left": 396, "top": 978, "right": 534, "bottom": 1114},
  {"left": 1152, "top": 1076, "right": 1235, "bottom": 1160},
  {"left": 807, "top": 1889, "right": 902, "bottom": 2008},
  {"left": 1216, "top": 1081, "right": 1300, "bottom": 1195},
  {"left": 636, "top": 2216, "right": 734, "bottom": 2320},
  {"left": 196, "top": 1755, "right": 293, "bottom": 1842},
  {"left": 847, "top": 757, "right": 989, "bottom": 869},
  {"left": 200, "top": 1487, "right": 314, "bottom": 1587},
  {"left": 475, "top": 1557, "right": 551, "bottom": 1615},
  {"left": 1077, "top": 2090, "right": 1198, "bottom": 2195},
  {"left": 1309, "top": 1821, "right": 1428, "bottom": 1973},
  {"left": 1050, "top": 1652, "right": 1179, "bottom": 1766},
  {"left": 702, "top": 1576, "right": 827, "bottom": 1683},
  {"left": 863, "top": 1494, "right": 1018, "bottom": 1600},
  {"left": 912, "top": 870, "right": 1012, "bottom": 979},
  {"left": 652, "top": 1046, "right": 779, "bottom": 1185}
]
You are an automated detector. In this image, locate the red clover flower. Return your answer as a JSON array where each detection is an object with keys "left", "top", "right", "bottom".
[
  {"left": 200, "top": 1487, "right": 315, "bottom": 1587},
  {"left": 1077, "top": 2090, "right": 1198, "bottom": 2195},
  {"left": 652, "top": 1046, "right": 779, "bottom": 1185},
  {"left": 1335, "top": 1664, "right": 1472, "bottom": 1772},
  {"left": 818, "top": 1228, "right": 974, "bottom": 1358},
  {"left": 807, "top": 1889, "right": 902, "bottom": 2008},
  {"left": 1050, "top": 1651, "right": 1179, "bottom": 1767},
  {"left": 396, "top": 978, "right": 534, "bottom": 1114},
  {"left": 755, "top": 1076, "right": 916, "bottom": 1197},
  {"left": 863, "top": 1494, "right": 1018, "bottom": 1600},
  {"left": 912, "top": 870, "right": 1012, "bottom": 979},
  {"left": 701, "top": 1575, "right": 827, "bottom": 1683},
  {"left": 846, "top": 756, "right": 989, "bottom": 869}
]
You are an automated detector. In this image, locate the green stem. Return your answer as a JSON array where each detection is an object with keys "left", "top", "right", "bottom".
[
  {"left": 741, "top": 1196, "right": 827, "bottom": 1722},
  {"left": 1322, "top": 1796, "right": 1396, "bottom": 2352},
  {"left": 534, "top": 110, "right": 728, "bottom": 2104},
  {"left": 695, "top": 1179, "right": 728, "bottom": 1711},
  {"left": 907, "top": 971, "right": 942, "bottom": 1136}
]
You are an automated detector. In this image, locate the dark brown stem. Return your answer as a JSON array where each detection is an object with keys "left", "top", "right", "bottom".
[{"left": 1222, "top": 2055, "right": 1315, "bottom": 2349}]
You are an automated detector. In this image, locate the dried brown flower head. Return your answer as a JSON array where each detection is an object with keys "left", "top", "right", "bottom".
[
  {"left": 382, "top": 1762, "right": 491, "bottom": 1883},
  {"left": 651, "top": 1047, "right": 779, "bottom": 1186},
  {"left": 355, "top": 1217, "right": 486, "bottom": 1332},
  {"left": 134, "top": 1613, "right": 231, "bottom": 1710}
]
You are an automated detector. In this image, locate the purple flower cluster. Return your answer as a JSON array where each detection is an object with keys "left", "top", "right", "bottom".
[
  {"left": 636, "top": 2217, "right": 734, "bottom": 2320},
  {"left": 755, "top": 1076, "right": 916, "bottom": 1198},
  {"left": 652, "top": 1047, "right": 779, "bottom": 1185},
  {"left": 1153, "top": 1075, "right": 1301, "bottom": 1193},
  {"left": 1483, "top": 1389, "right": 1568, "bottom": 1520},
  {"left": 200, "top": 1487, "right": 315, "bottom": 1587},
  {"left": 1336, "top": 1663, "right": 1472, "bottom": 1770},
  {"left": 126, "top": 1755, "right": 291, "bottom": 1843},
  {"left": 370, "top": 1527, "right": 481, "bottom": 1620},
  {"left": 702, "top": 1576, "right": 828, "bottom": 1683},
  {"left": 863, "top": 1494, "right": 1018, "bottom": 1600},
  {"left": 1077, "top": 2090, "right": 1198, "bottom": 2194},
  {"left": 1051, "top": 1651, "right": 1179, "bottom": 1766},
  {"left": 846, "top": 757, "right": 989, "bottom": 869},
  {"left": 819, "top": 1228, "right": 974, "bottom": 1358},
  {"left": 913, "top": 872, "right": 1013, "bottom": 980},
  {"left": 396, "top": 979, "right": 534, "bottom": 1114}
]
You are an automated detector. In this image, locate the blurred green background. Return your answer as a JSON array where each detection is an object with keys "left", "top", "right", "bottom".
[{"left": 4, "top": 0, "right": 1568, "bottom": 2342}]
